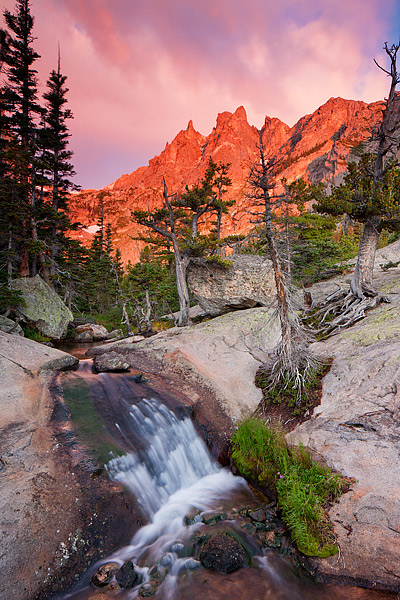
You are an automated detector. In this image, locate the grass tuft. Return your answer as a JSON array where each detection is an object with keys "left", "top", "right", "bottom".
[{"left": 231, "top": 417, "right": 345, "bottom": 557}]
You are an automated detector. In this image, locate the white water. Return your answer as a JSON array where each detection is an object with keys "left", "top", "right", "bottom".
[{"left": 103, "top": 397, "right": 248, "bottom": 597}]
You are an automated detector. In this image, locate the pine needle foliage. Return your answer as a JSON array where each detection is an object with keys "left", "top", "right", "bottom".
[{"left": 231, "top": 417, "right": 345, "bottom": 557}]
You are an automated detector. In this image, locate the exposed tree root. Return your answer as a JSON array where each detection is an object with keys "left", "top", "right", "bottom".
[
  {"left": 303, "top": 286, "right": 390, "bottom": 339},
  {"left": 256, "top": 333, "right": 323, "bottom": 413}
]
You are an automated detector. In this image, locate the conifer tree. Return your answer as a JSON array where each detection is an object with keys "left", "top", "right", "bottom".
[
  {"left": 133, "top": 161, "right": 232, "bottom": 326},
  {"left": 40, "top": 52, "right": 78, "bottom": 278},
  {"left": 316, "top": 42, "right": 400, "bottom": 298},
  {"left": 247, "top": 139, "right": 319, "bottom": 409},
  {"left": 0, "top": 0, "right": 42, "bottom": 278}
]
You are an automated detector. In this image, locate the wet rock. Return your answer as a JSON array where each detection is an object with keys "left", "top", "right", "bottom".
[
  {"left": 139, "top": 582, "right": 157, "bottom": 597},
  {"left": 115, "top": 560, "right": 139, "bottom": 588},
  {"left": 199, "top": 533, "right": 249, "bottom": 574},
  {"left": 91, "top": 562, "right": 119, "bottom": 587},
  {"left": 247, "top": 508, "right": 267, "bottom": 522},
  {"left": 11, "top": 274, "right": 73, "bottom": 339},
  {"left": 93, "top": 351, "right": 130, "bottom": 373},
  {"left": 259, "top": 531, "right": 281, "bottom": 548},
  {"left": 201, "top": 510, "right": 227, "bottom": 525}
]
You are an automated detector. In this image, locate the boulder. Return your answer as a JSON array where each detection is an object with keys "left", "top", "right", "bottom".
[
  {"left": 106, "top": 328, "right": 124, "bottom": 340},
  {"left": 93, "top": 351, "right": 130, "bottom": 373},
  {"left": 199, "top": 533, "right": 249, "bottom": 573},
  {"left": 187, "top": 255, "right": 275, "bottom": 316},
  {"left": 74, "top": 323, "right": 109, "bottom": 342},
  {"left": 0, "top": 315, "right": 24, "bottom": 336},
  {"left": 11, "top": 275, "right": 73, "bottom": 340}
]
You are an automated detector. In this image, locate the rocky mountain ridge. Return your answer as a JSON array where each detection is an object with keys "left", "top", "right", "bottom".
[{"left": 68, "top": 94, "right": 400, "bottom": 263}]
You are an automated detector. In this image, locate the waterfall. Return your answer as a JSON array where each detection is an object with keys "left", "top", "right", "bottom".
[
  {"left": 107, "top": 397, "right": 222, "bottom": 515},
  {"left": 101, "top": 397, "right": 247, "bottom": 597}
]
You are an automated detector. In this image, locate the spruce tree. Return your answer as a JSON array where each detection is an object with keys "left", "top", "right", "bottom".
[
  {"left": 0, "top": 0, "right": 42, "bottom": 278},
  {"left": 39, "top": 52, "right": 78, "bottom": 279}
]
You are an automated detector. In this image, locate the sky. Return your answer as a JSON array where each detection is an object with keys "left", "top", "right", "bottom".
[{"left": 1, "top": 0, "right": 399, "bottom": 190}]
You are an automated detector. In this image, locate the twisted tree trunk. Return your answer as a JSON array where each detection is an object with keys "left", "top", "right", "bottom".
[{"left": 350, "top": 216, "right": 382, "bottom": 298}]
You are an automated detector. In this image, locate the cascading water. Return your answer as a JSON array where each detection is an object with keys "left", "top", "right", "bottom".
[{"left": 98, "top": 397, "right": 251, "bottom": 598}]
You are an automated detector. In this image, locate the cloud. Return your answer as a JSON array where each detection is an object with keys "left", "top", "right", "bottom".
[{"left": 1, "top": 0, "right": 397, "bottom": 188}]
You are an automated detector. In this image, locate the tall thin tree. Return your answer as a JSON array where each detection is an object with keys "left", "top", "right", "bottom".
[{"left": 1, "top": 0, "right": 42, "bottom": 277}]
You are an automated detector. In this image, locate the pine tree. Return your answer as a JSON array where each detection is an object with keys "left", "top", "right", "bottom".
[
  {"left": 39, "top": 51, "right": 78, "bottom": 279},
  {"left": 316, "top": 42, "right": 400, "bottom": 298},
  {"left": 247, "top": 139, "right": 319, "bottom": 409},
  {"left": 0, "top": 0, "right": 42, "bottom": 278},
  {"left": 132, "top": 162, "right": 232, "bottom": 326}
]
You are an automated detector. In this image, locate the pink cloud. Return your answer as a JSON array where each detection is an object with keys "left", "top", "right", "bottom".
[{"left": 1, "top": 0, "right": 397, "bottom": 188}]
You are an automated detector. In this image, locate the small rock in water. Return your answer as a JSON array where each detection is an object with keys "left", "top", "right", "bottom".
[
  {"left": 199, "top": 533, "right": 249, "bottom": 574},
  {"left": 169, "top": 542, "right": 185, "bottom": 555},
  {"left": 115, "top": 560, "right": 138, "bottom": 588},
  {"left": 183, "top": 558, "right": 201, "bottom": 570},
  {"left": 247, "top": 508, "right": 267, "bottom": 522},
  {"left": 91, "top": 562, "right": 119, "bottom": 587},
  {"left": 139, "top": 582, "right": 157, "bottom": 597},
  {"left": 201, "top": 510, "right": 226, "bottom": 525},
  {"left": 93, "top": 351, "right": 130, "bottom": 373},
  {"left": 160, "top": 552, "right": 174, "bottom": 567},
  {"left": 260, "top": 531, "right": 281, "bottom": 548}
]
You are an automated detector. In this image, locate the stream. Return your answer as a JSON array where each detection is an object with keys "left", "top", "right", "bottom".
[{"left": 51, "top": 355, "right": 396, "bottom": 600}]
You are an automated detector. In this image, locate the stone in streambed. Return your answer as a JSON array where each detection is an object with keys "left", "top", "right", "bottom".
[
  {"left": 74, "top": 323, "right": 109, "bottom": 342},
  {"left": 247, "top": 508, "right": 267, "bottom": 522},
  {"left": 93, "top": 351, "right": 130, "bottom": 373},
  {"left": 199, "top": 533, "right": 249, "bottom": 574},
  {"left": 115, "top": 560, "right": 139, "bottom": 588},
  {"left": 91, "top": 562, "right": 119, "bottom": 587}
]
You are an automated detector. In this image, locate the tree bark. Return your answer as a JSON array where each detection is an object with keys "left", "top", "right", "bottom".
[
  {"left": 350, "top": 216, "right": 382, "bottom": 298},
  {"left": 171, "top": 235, "right": 190, "bottom": 327}
]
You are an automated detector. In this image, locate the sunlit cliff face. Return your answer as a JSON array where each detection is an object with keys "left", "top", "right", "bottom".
[{"left": 67, "top": 95, "right": 399, "bottom": 264}]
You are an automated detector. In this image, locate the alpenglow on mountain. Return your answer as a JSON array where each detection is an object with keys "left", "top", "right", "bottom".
[{"left": 68, "top": 95, "right": 400, "bottom": 263}]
